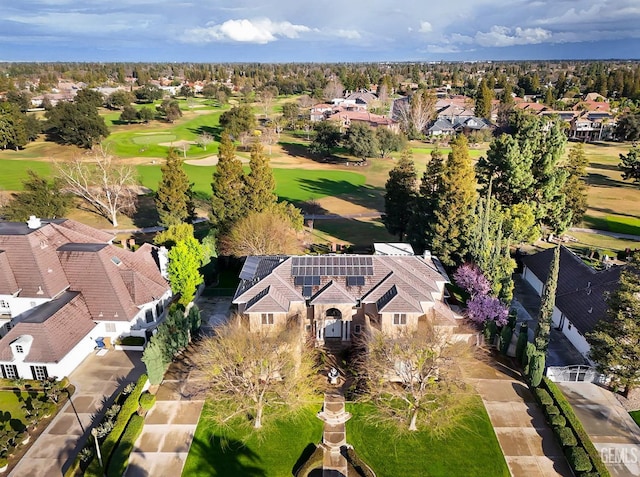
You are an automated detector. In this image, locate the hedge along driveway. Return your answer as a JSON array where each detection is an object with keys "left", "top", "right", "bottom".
[{"left": 137, "top": 164, "right": 367, "bottom": 203}]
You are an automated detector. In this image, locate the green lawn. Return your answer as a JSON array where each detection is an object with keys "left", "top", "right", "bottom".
[
  {"left": 182, "top": 398, "right": 508, "bottom": 477},
  {"left": 0, "top": 390, "right": 41, "bottom": 431},
  {"left": 182, "top": 405, "right": 323, "bottom": 477},
  {"left": 0, "top": 160, "right": 53, "bottom": 190},
  {"left": 346, "top": 398, "right": 509, "bottom": 477},
  {"left": 137, "top": 165, "right": 366, "bottom": 203},
  {"left": 630, "top": 410, "right": 640, "bottom": 428}
]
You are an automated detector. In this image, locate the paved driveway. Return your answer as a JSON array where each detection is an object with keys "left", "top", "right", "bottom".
[
  {"left": 124, "top": 297, "right": 231, "bottom": 477},
  {"left": 464, "top": 353, "right": 573, "bottom": 477},
  {"left": 559, "top": 383, "right": 640, "bottom": 477},
  {"left": 9, "top": 350, "right": 144, "bottom": 477}
]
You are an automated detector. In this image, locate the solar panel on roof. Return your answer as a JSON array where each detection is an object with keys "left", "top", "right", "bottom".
[
  {"left": 302, "top": 286, "right": 313, "bottom": 297},
  {"left": 346, "top": 276, "right": 365, "bottom": 286},
  {"left": 291, "top": 255, "right": 374, "bottom": 276}
]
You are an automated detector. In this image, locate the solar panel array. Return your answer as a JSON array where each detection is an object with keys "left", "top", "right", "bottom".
[{"left": 291, "top": 256, "right": 374, "bottom": 277}]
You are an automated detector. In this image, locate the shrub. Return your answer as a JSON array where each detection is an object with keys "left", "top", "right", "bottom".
[
  {"left": 117, "top": 336, "right": 145, "bottom": 346},
  {"left": 554, "top": 426, "right": 577, "bottom": 448},
  {"left": 0, "top": 456, "right": 7, "bottom": 468},
  {"left": 515, "top": 323, "right": 528, "bottom": 363},
  {"left": 107, "top": 414, "right": 145, "bottom": 477},
  {"left": 139, "top": 392, "right": 156, "bottom": 412},
  {"left": 549, "top": 414, "right": 566, "bottom": 427},
  {"left": 499, "top": 326, "right": 512, "bottom": 355},
  {"left": 527, "top": 351, "right": 545, "bottom": 387},
  {"left": 544, "top": 404, "right": 560, "bottom": 417},
  {"left": 542, "top": 378, "right": 610, "bottom": 476},
  {"left": 522, "top": 342, "right": 536, "bottom": 373},
  {"left": 535, "top": 388, "right": 553, "bottom": 406},
  {"left": 565, "top": 446, "right": 592, "bottom": 473}
]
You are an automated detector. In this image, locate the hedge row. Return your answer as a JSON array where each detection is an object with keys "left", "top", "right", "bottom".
[
  {"left": 83, "top": 374, "right": 148, "bottom": 477},
  {"left": 106, "top": 414, "right": 145, "bottom": 477},
  {"left": 541, "top": 377, "right": 611, "bottom": 477}
]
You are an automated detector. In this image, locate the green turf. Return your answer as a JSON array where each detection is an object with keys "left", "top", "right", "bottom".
[
  {"left": 0, "top": 160, "right": 53, "bottom": 190},
  {"left": 346, "top": 398, "right": 509, "bottom": 477},
  {"left": 606, "top": 215, "right": 640, "bottom": 236},
  {"left": 182, "top": 404, "right": 323, "bottom": 477},
  {"left": 630, "top": 410, "right": 640, "bottom": 428},
  {"left": 182, "top": 398, "right": 507, "bottom": 477},
  {"left": 0, "top": 390, "right": 42, "bottom": 431},
  {"left": 136, "top": 164, "right": 366, "bottom": 203},
  {"left": 131, "top": 134, "right": 177, "bottom": 145}
]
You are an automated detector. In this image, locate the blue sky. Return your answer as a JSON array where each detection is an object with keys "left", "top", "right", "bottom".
[{"left": 2, "top": 0, "right": 639, "bottom": 62}]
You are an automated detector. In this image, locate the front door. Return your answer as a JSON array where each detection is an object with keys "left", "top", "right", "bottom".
[{"left": 324, "top": 319, "right": 342, "bottom": 338}]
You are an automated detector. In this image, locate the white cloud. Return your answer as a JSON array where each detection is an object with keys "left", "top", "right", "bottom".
[
  {"left": 334, "top": 29, "right": 361, "bottom": 40},
  {"left": 475, "top": 25, "right": 552, "bottom": 47},
  {"left": 182, "top": 18, "right": 310, "bottom": 44},
  {"left": 418, "top": 21, "right": 432, "bottom": 33}
]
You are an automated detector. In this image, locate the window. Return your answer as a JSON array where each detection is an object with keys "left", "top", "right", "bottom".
[
  {"left": 0, "top": 300, "right": 9, "bottom": 309},
  {"left": 105, "top": 323, "right": 116, "bottom": 333},
  {"left": 354, "top": 324, "right": 362, "bottom": 334},
  {"left": 15, "top": 345, "right": 24, "bottom": 354},
  {"left": 145, "top": 309, "right": 154, "bottom": 324},
  {"left": 568, "top": 322, "right": 572, "bottom": 330},
  {"left": 326, "top": 308, "right": 342, "bottom": 318},
  {"left": 261, "top": 313, "right": 274, "bottom": 325},
  {"left": 31, "top": 365, "right": 48, "bottom": 381},
  {"left": 393, "top": 313, "right": 407, "bottom": 325},
  {"left": 2, "top": 364, "right": 18, "bottom": 379}
]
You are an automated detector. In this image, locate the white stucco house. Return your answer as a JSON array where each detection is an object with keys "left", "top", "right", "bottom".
[
  {"left": 0, "top": 217, "right": 171, "bottom": 380},
  {"left": 521, "top": 246, "right": 620, "bottom": 360}
]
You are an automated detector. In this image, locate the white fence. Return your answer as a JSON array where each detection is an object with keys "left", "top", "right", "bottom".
[{"left": 546, "top": 365, "right": 608, "bottom": 384}]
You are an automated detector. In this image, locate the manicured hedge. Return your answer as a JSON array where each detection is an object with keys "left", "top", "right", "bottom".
[
  {"left": 554, "top": 426, "right": 577, "bottom": 448},
  {"left": 549, "top": 414, "right": 567, "bottom": 428},
  {"left": 542, "top": 377, "right": 611, "bottom": 477},
  {"left": 544, "top": 404, "right": 560, "bottom": 417},
  {"left": 294, "top": 445, "right": 323, "bottom": 477},
  {"left": 535, "top": 388, "right": 553, "bottom": 406},
  {"left": 139, "top": 391, "right": 156, "bottom": 412},
  {"left": 107, "top": 414, "right": 144, "bottom": 477},
  {"left": 565, "top": 446, "right": 592, "bottom": 473}
]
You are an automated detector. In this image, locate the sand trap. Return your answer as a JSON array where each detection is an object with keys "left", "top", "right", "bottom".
[
  {"left": 185, "top": 155, "right": 250, "bottom": 166},
  {"left": 158, "top": 139, "right": 195, "bottom": 148}
]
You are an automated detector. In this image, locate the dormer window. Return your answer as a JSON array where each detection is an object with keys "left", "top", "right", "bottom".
[{"left": 15, "top": 345, "right": 23, "bottom": 354}]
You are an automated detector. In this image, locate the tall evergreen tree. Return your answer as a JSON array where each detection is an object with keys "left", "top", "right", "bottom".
[
  {"left": 474, "top": 79, "right": 493, "bottom": 119},
  {"left": 562, "top": 142, "right": 589, "bottom": 225},
  {"left": 155, "top": 148, "right": 194, "bottom": 227},
  {"left": 4, "top": 170, "right": 73, "bottom": 221},
  {"left": 588, "top": 253, "right": 640, "bottom": 396},
  {"left": 534, "top": 245, "right": 560, "bottom": 353},
  {"left": 383, "top": 149, "right": 417, "bottom": 241},
  {"left": 244, "top": 141, "right": 277, "bottom": 214},
  {"left": 430, "top": 135, "right": 478, "bottom": 266},
  {"left": 407, "top": 147, "right": 444, "bottom": 253},
  {"left": 210, "top": 131, "right": 246, "bottom": 231},
  {"left": 619, "top": 146, "right": 640, "bottom": 184}
]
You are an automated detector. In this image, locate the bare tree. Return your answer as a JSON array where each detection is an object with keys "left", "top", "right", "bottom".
[
  {"left": 354, "top": 322, "right": 474, "bottom": 434},
  {"left": 54, "top": 148, "right": 138, "bottom": 227},
  {"left": 220, "top": 210, "right": 304, "bottom": 257},
  {"left": 396, "top": 89, "right": 436, "bottom": 137},
  {"left": 259, "top": 86, "right": 278, "bottom": 118},
  {"left": 297, "top": 94, "right": 314, "bottom": 109},
  {"left": 194, "top": 315, "right": 318, "bottom": 430},
  {"left": 323, "top": 79, "right": 345, "bottom": 102},
  {"left": 260, "top": 126, "right": 277, "bottom": 155},
  {"left": 198, "top": 132, "right": 214, "bottom": 151}
]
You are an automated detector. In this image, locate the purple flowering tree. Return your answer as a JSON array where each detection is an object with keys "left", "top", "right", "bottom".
[
  {"left": 466, "top": 294, "right": 509, "bottom": 326},
  {"left": 454, "top": 263, "right": 491, "bottom": 297}
]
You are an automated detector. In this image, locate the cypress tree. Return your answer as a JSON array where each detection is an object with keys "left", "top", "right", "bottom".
[
  {"left": 474, "top": 79, "right": 493, "bottom": 119},
  {"left": 534, "top": 245, "right": 560, "bottom": 353},
  {"left": 515, "top": 322, "right": 529, "bottom": 363},
  {"left": 244, "top": 141, "right": 277, "bottom": 214},
  {"left": 431, "top": 135, "right": 478, "bottom": 266},
  {"left": 383, "top": 148, "right": 417, "bottom": 241},
  {"left": 155, "top": 148, "right": 194, "bottom": 227},
  {"left": 562, "top": 142, "right": 589, "bottom": 226},
  {"left": 210, "top": 131, "right": 246, "bottom": 231}
]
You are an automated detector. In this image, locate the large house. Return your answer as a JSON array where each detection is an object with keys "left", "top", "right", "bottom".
[
  {"left": 0, "top": 217, "right": 171, "bottom": 380},
  {"left": 521, "top": 246, "right": 620, "bottom": 360},
  {"left": 232, "top": 253, "right": 460, "bottom": 344}
]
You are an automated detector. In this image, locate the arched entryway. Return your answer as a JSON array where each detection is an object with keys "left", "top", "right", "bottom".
[{"left": 324, "top": 308, "right": 342, "bottom": 338}]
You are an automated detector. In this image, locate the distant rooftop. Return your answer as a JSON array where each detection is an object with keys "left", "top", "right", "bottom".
[{"left": 374, "top": 243, "right": 415, "bottom": 256}]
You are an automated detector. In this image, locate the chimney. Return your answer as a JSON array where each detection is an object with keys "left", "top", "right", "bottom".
[
  {"left": 27, "top": 216, "right": 42, "bottom": 229},
  {"left": 121, "top": 239, "right": 128, "bottom": 249}
]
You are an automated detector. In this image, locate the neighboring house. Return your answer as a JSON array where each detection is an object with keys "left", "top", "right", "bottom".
[
  {"left": 0, "top": 216, "right": 171, "bottom": 380},
  {"left": 427, "top": 118, "right": 456, "bottom": 136},
  {"left": 569, "top": 111, "right": 615, "bottom": 142},
  {"left": 326, "top": 110, "right": 399, "bottom": 132},
  {"left": 521, "top": 246, "right": 620, "bottom": 360},
  {"left": 233, "top": 253, "right": 461, "bottom": 345}
]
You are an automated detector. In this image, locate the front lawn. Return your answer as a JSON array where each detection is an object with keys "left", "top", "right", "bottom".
[
  {"left": 630, "top": 410, "right": 640, "bottom": 428},
  {"left": 182, "top": 405, "right": 323, "bottom": 477},
  {"left": 182, "top": 397, "right": 508, "bottom": 477},
  {"left": 346, "top": 397, "right": 509, "bottom": 477}
]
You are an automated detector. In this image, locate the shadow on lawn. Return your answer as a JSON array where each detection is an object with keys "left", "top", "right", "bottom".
[
  {"left": 188, "top": 434, "right": 267, "bottom": 477},
  {"left": 280, "top": 177, "right": 384, "bottom": 212},
  {"left": 587, "top": 172, "right": 633, "bottom": 188},
  {"left": 188, "top": 124, "right": 223, "bottom": 140},
  {"left": 589, "top": 162, "right": 623, "bottom": 173}
]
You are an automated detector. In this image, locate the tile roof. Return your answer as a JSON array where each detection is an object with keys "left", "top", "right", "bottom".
[
  {"left": 234, "top": 254, "right": 448, "bottom": 315},
  {"left": 522, "top": 246, "right": 621, "bottom": 336},
  {"left": 0, "top": 251, "right": 18, "bottom": 294},
  {"left": 0, "top": 291, "right": 96, "bottom": 364}
]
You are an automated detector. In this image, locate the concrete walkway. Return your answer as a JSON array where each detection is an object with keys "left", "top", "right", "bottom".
[
  {"left": 9, "top": 350, "right": 144, "bottom": 477},
  {"left": 124, "top": 297, "right": 231, "bottom": 477},
  {"left": 317, "top": 393, "right": 350, "bottom": 477},
  {"left": 464, "top": 353, "right": 573, "bottom": 477},
  {"left": 558, "top": 382, "right": 640, "bottom": 477}
]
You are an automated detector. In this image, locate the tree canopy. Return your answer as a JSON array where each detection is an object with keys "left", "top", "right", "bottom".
[
  {"left": 219, "top": 104, "right": 257, "bottom": 138},
  {"left": 3, "top": 170, "right": 72, "bottom": 221},
  {"left": 619, "top": 146, "right": 640, "bottom": 184},
  {"left": 45, "top": 101, "right": 109, "bottom": 148},
  {"left": 210, "top": 131, "right": 246, "bottom": 231},
  {"left": 383, "top": 149, "right": 417, "bottom": 241},
  {"left": 344, "top": 122, "right": 377, "bottom": 161},
  {"left": 155, "top": 148, "right": 194, "bottom": 227}
]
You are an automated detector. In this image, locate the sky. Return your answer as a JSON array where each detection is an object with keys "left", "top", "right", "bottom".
[{"left": 1, "top": 0, "right": 640, "bottom": 62}]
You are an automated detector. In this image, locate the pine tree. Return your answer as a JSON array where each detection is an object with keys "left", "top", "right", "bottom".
[
  {"left": 588, "top": 253, "right": 640, "bottom": 396},
  {"left": 155, "top": 148, "right": 194, "bottom": 227},
  {"left": 244, "top": 141, "right": 277, "bottom": 214},
  {"left": 210, "top": 131, "right": 246, "bottom": 231},
  {"left": 474, "top": 79, "right": 493, "bottom": 119},
  {"left": 383, "top": 148, "right": 417, "bottom": 241},
  {"left": 430, "top": 135, "right": 478, "bottom": 266},
  {"left": 4, "top": 170, "right": 72, "bottom": 221},
  {"left": 562, "top": 142, "right": 589, "bottom": 225},
  {"left": 408, "top": 147, "right": 444, "bottom": 253},
  {"left": 534, "top": 245, "right": 560, "bottom": 353}
]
